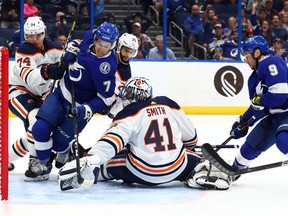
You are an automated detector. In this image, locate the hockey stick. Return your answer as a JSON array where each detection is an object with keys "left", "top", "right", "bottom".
[
  {"left": 194, "top": 144, "right": 239, "bottom": 149},
  {"left": 67, "top": 0, "right": 84, "bottom": 185},
  {"left": 201, "top": 143, "right": 288, "bottom": 176},
  {"left": 215, "top": 116, "right": 256, "bottom": 152}
]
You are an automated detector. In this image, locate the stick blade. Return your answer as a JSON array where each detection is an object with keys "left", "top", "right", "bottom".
[{"left": 201, "top": 143, "right": 239, "bottom": 176}]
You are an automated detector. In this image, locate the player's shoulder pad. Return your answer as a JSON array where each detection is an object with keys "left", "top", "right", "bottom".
[
  {"left": 44, "top": 39, "right": 63, "bottom": 51},
  {"left": 153, "top": 96, "right": 181, "bottom": 109},
  {"left": 17, "top": 42, "right": 39, "bottom": 55}
]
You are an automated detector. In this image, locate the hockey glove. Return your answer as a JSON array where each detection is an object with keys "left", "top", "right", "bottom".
[
  {"left": 58, "top": 157, "right": 100, "bottom": 191},
  {"left": 230, "top": 115, "right": 249, "bottom": 139},
  {"left": 41, "top": 62, "right": 66, "bottom": 80},
  {"left": 67, "top": 104, "right": 93, "bottom": 121},
  {"left": 251, "top": 96, "right": 267, "bottom": 120},
  {"left": 62, "top": 40, "right": 80, "bottom": 65}
]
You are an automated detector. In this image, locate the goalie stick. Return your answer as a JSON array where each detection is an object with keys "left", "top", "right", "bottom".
[{"left": 201, "top": 143, "right": 288, "bottom": 176}]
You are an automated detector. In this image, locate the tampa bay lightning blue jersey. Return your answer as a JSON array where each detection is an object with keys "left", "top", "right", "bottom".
[
  {"left": 57, "top": 30, "right": 118, "bottom": 114},
  {"left": 243, "top": 55, "right": 288, "bottom": 120}
]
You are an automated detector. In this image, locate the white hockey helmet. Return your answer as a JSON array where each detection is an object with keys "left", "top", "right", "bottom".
[
  {"left": 24, "top": 16, "right": 46, "bottom": 40},
  {"left": 117, "top": 33, "right": 139, "bottom": 58},
  {"left": 120, "top": 77, "right": 153, "bottom": 107}
]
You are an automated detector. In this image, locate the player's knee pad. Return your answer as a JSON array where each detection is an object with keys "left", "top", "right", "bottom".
[
  {"left": 276, "top": 131, "right": 288, "bottom": 155},
  {"left": 32, "top": 119, "right": 54, "bottom": 141},
  {"left": 185, "top": 160, "right": 232, "bottom": 190}
]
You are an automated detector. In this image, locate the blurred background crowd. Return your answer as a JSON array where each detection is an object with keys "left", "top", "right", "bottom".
[{"left": 0, "top": 0, "right": 287, "bottom": 61}]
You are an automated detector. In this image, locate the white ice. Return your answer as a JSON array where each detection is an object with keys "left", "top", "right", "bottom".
[{"left": 1, "top": 115, "right": 287, "bottom": 216}]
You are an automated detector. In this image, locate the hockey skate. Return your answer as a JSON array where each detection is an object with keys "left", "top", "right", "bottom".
[{"left": 24, "top": 157, "right": 52, "bottom": 182}]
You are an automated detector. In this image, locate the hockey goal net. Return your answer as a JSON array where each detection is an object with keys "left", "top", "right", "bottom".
[{"left": 0, "top": 46, "right": 9, "bottom": 200}]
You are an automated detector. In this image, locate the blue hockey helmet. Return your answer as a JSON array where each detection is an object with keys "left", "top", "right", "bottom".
[
  {"left": 94, "top": 21, "right": 119, "bottom": 48},
  {"left": 242, "top": 35, "right": 269, "bottom": 55}
]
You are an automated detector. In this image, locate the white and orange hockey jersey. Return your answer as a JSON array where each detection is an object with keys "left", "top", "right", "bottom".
[
  {"left": 88, "top": 96, "right": 199, "bottom": 184},
  {"left": 9, "top": 40, "right": 63, "bottom": 102}
]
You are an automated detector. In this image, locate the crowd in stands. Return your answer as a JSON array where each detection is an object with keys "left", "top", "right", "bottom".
[{"left": 1, "top": 0, "right": 288, "bottom": 61}]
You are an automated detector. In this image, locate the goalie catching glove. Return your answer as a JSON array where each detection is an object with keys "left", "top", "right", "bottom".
[
  {"left": 58, "top": 157, "right": 99, "bottom": 191},
  {"left": 185, "top": 160, "right": 232, "bottom": 190}
]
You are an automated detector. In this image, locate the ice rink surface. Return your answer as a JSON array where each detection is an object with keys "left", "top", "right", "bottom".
[{"left": 1, "top": 115, "right": 288, "bottom": 216}]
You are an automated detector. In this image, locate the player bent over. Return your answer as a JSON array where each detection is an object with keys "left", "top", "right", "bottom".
[
  {"left": 229, "top": 35, "right": 288, "bottom": 170},
  {"left": 31, "top": 21, "right": 119, "bottom": 181},
  {"left": 58, "top": 77, "right": 232, "bottom": 191},
  {"left": 8, "top": 16, "right": 66, "bottom": 181}
]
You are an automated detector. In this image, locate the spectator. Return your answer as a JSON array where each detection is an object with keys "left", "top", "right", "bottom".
[
  {"left": 223, "top": 16, "right": 237, "bottom": 39},
  {"left": 250, "top": 0, "right": 273, "bottom": 46},
  {"left": 183, "top": 4, "right": 204, "bottom": 57},
  {"left": 219, "top": 31, "right": 239, "bottom": 60},
  {"left": 241, "top": 7, "right": 252, "bottom": 40},
  {"left": 246, "top": 0, "right": 262, "bottom": 14},
  {"left": 167, "top": 0, "right": 186, "bottom": 24},
  {"left": 24, "top": 0, "right": 40, "bottom": 19},
  {"left": 279, "top": 1, "right": 288, "bottom": 18},
  {"left": 268, "top": 37, "right": 288, "bottom": 60},
  {"left": 281, "top": 12, "right": 288, "bottom": 31},
  {"left": 93, "top": 0, "right": 105, "bottom": 19},
  {"left": 124, "top": 12, "right": 153, "bottom": 34},
  {"left": 261, "top": 0, "right": 279, "bottom": 22},
  {"left": 46, "top": 11, "right": 69, "bottom": 42},
  {"left": 257, "top": 8, "right": 269, "bottom": 23},
  {"left": 57, "top": 34, "right": 67, "bottom": 48},
  {"left": 185, "top": 0, "right": 206, "bottom": 12},
  {"left": 271, "top": 14, "right": 288, "bottom": 43},
  {"left": 208, "top": 23, "right": 229, "bottom": 59},
  {"left": 134, "top": 36, "right": 147, "bottom": 59},
  {"left": 246, "top": 28, "right": 254, "bottom": 38},
  {"left": 148, "top": 35, "right": 176, "bottom": 60},
  {"left": 132, "top": 22, "right": 154, "bottom": 54},
  {"left": 67, "top": 0, "right": 89, "bottom": 17},
  {"left": 0, "top": 0, "right": 20, "bottom": 29},
  {"left": 107, "top": 13, "right": 122, "bottom": 35}
]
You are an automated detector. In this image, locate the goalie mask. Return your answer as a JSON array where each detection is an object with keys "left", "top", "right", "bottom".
[
  {"left": 24, "top": 16, "right": 46, "bottom": 41},
  {"left": 120, "top": 77, "right": 153, "bottom": 107}
]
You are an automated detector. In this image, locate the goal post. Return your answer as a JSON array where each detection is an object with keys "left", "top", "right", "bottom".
[{"left": 0, "top": 46, "right": 9, "bottom": 200}]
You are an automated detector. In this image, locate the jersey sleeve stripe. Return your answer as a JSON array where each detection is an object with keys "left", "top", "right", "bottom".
[{"left": 20, "top": 67, "right": 33, "bottom": 83}]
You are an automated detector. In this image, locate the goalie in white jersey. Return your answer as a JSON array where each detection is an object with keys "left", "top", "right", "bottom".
[{"left": 59, "top": 77, "right": 232, "bottom": 191}]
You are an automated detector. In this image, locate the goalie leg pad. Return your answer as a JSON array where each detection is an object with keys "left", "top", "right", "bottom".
[{"left": 185, "top": 160, "right": 232, "bottom": 190}]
